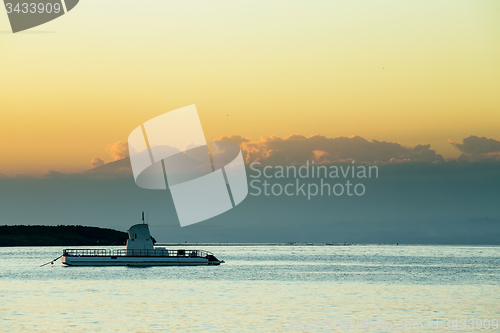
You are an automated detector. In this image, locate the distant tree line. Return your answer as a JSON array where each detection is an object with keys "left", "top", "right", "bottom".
[{"left": 0, "top": 225, "right": 127, "bottom": 246}]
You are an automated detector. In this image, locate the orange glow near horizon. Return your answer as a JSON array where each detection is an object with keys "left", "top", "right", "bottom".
[{"left": 1, "top": 0, "right": 499, "bottom": 175}]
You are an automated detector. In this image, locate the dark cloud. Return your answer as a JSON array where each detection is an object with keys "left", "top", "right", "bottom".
[
  {"left": 9, "top": 135, "right": 496, "bottom": 180},
  {"left": 217, "top": 134, "right": 444, "bottom": 164},
  {"left": 450, "top": 136, "right": 500, "bottom": 161},
  {"left": 214, "top": 135, "right": 250, "bottom": 147}
]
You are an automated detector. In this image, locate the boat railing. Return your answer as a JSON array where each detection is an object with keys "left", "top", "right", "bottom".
[{"left": 62, "top": 249, "right": 213, "bottom": 258}]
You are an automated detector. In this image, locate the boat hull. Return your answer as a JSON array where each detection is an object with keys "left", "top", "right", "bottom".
[{"left": 62, "top": 256, "right": 223, "bottom": 266}]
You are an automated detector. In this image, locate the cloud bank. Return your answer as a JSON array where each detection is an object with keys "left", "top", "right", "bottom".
[
  {"left": 8, "top": 135, "right": 499, "bottom": 179},
  {"left": 85, "top": 141, "right": 130, "bottom": 177},
  {"left": 216, "top": 134, "right": 444, "bottom": 165},
  {"left": 450, "top": 135, "right": 500, "bottom": 161}
]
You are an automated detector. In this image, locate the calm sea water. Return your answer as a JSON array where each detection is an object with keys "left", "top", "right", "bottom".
[{"left": 1, "top": 245, "right": 499, "bottom": 332}]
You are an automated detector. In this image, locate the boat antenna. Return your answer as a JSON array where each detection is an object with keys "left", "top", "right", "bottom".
[{"left": 142, "top": 211, "right": 145, "bottom": 224}]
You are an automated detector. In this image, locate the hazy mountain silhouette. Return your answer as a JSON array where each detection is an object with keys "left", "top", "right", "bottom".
[{"left": 83, "top": 157, "right": 132, "bottom": 177}]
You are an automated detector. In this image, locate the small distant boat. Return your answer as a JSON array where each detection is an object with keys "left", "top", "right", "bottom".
[{"left": 61, "top": 220, "right": 224, "bottom": 267}]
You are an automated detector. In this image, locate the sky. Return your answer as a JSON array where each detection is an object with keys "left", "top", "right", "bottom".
[
  {"left": 0, "top": 1, "right": 499, "bottom": 244},
  {"left": 1, "top": 0, "right": 500, "bottom": 176}
]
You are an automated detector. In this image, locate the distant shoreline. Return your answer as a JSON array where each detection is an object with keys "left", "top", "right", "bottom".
[
  {"left": 0, "top": 225, "right": 127, "bottom": 247},
  {"left": 1, "top": 225, "right": 498, "bottom": 247},
  {"left": 156, "top": 243, "right": 498, "bottom": 247},
  {"left": 156, "top": 243, "right": 354, "bottom": 246}
]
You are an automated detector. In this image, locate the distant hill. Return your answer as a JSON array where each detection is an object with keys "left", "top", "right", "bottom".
[
  {"left": 82, "top": 157, "right": 132, "bottom": 178},
  {"left": 0, "top": 225, "right": 128, "bottom": 247}
]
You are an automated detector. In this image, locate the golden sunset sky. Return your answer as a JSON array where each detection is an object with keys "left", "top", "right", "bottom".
[{"left": 1, "top": 0, "right": 499, "bottom": 175}]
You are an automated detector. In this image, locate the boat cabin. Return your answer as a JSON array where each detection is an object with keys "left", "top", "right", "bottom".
[{"left": 126, "top": 224, "right": 154, "bottom": 250}]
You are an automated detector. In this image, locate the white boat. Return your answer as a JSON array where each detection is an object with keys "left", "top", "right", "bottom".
[{"left": 61, "top": 223, "right": 224, "bottom": 266}]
